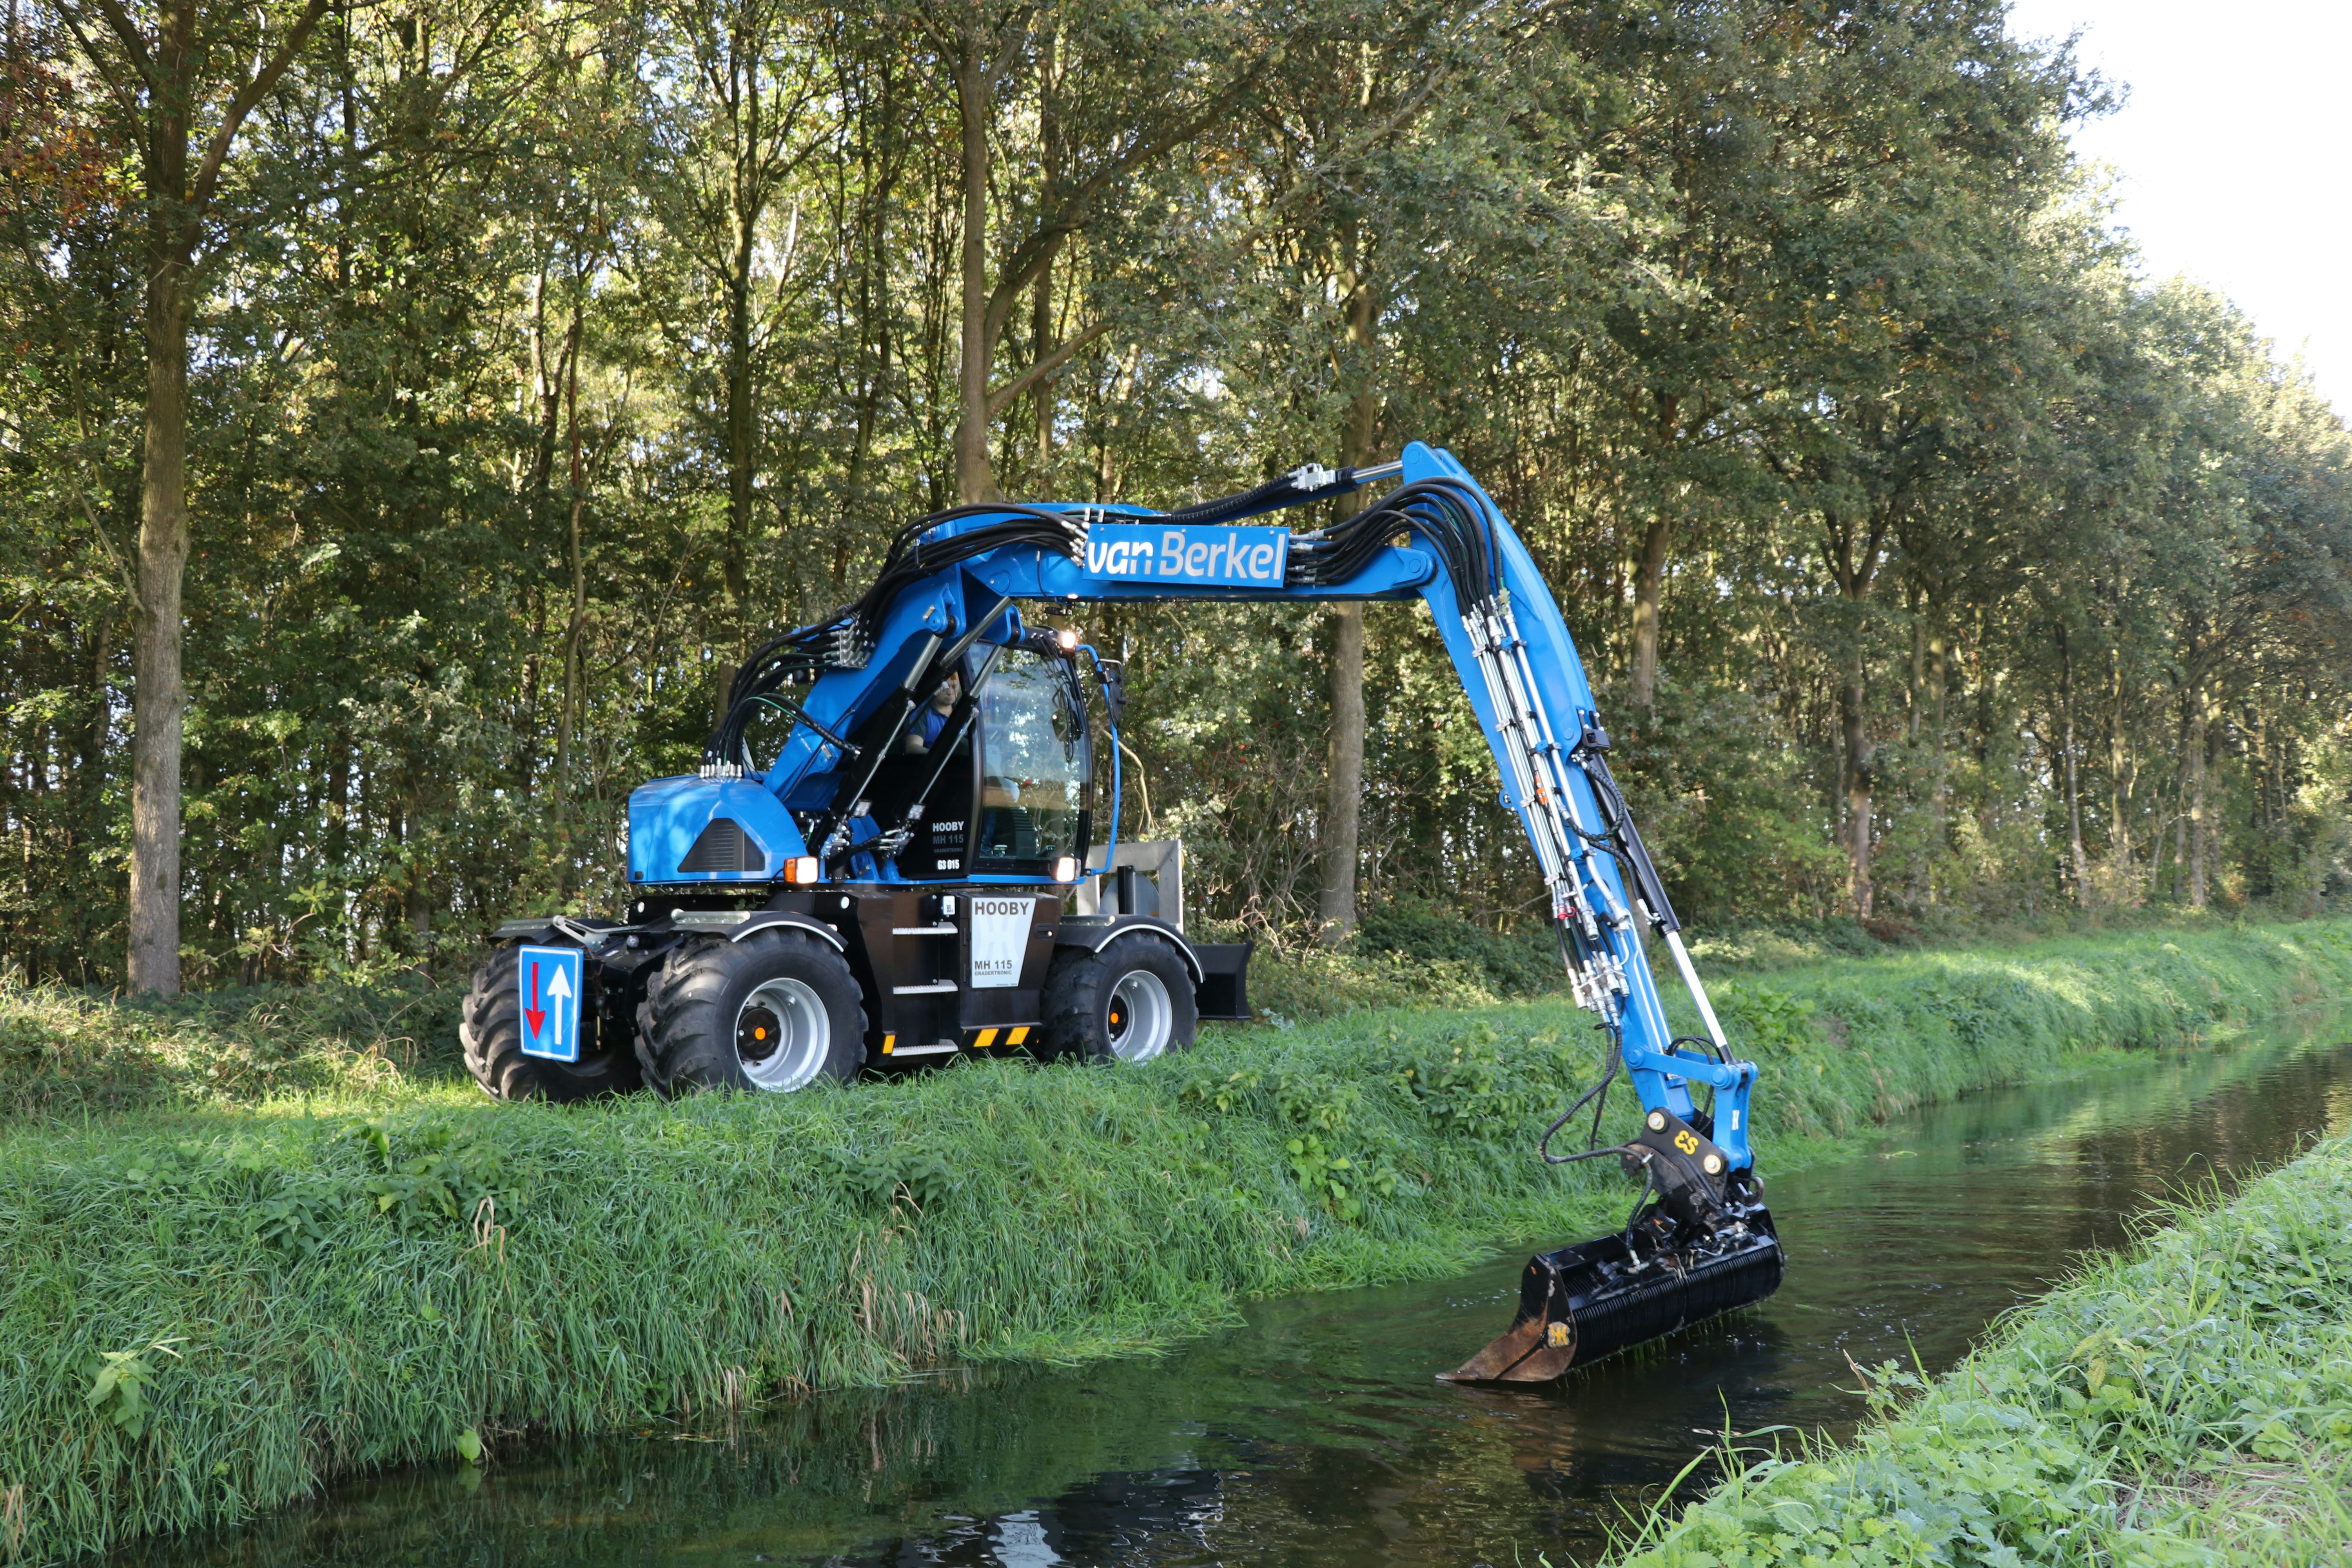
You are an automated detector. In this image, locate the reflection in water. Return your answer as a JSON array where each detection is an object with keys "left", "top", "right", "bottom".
[{"left": 121, "top": 1017, "right": 2352, "bottom": 1568}]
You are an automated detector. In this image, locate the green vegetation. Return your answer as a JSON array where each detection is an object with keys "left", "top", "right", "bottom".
[
  {"left": 1614, "top": 1128, "right": 2352, "bottom": 1567},
  {"left": 9, "top": 0, "right": 2352, "bottom": 998},
  {"left": 0, "top": 964, "right": 459, "bottom": 1120},
  {"left": 2, "top": 919, "right": 2348, "bottom": 1562}
]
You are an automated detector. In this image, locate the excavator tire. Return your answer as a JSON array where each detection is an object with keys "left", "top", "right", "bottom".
[
  {"left": 462, "top": 943, "right": 642, "bottom": 1101},
  {"left": 1038, "top": 935, "right": 1197, "bottom": 1065},
  {"left": 638, "top": 929, "right": 867, "bottom": 1096}
]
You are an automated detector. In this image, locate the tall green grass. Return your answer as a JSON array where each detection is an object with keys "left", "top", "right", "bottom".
[
  {"left": 1, "top": 918, "right": 2347, "bottom": 1563},
  {"left": 1611, "top": 1130, "right": 2352, "bottom": 1567},
  {"left": 0, "top": 967, "right": 459, "bottom": 1120},
  {"left": 1673, "top": 918, "right": 2352, "bottom": 1133}
]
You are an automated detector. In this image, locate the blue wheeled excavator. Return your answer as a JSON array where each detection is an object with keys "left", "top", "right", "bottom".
[{"left": 461, "top": 440, "right": 1781, "bottom": 1378}]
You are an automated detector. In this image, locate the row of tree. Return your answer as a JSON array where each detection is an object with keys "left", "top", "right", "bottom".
[{"left": 4, "top": 0, "right": 2348, "bottom": 991}]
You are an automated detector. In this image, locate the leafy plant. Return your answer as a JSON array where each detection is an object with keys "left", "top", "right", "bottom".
[
  {"left": 1281, "top": 1136, "right": 1399, "bottom": 1223},
  {"left": 83, "top": 1338, "right": 183, "bottom": 1439},
  {"left": 824, "top": 1148, "right": 955, "bottom": 1212},
  {"left": 345, "top": 1119, "right": 514, "bottom": 1235},
  {"left": 1177, "top": 1066, "right": 1261, "bottom": 1114},
  {"left": 1712, "top": 982, "right": 1818, "bottom": 1053},
  {"left": 244, "top": 1179, "right": 342, "bottom": 1259}
]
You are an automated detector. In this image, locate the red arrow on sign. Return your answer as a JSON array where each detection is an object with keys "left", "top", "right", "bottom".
[{"left": 524, "top": 961, "right": 546, "bottom": 1039}]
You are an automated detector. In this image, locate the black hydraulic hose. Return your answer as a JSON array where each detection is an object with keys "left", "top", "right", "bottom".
[
  {"left": 1573, "top": 739, "right": 1684, "bottom": 936},
  {"left": 804, "top": 593, "right": 1011, "bottom": 862},
  {"left": 1622, "top": 1163, "right": 1659, "bottom": 1243},
  {"left": 1156, "top": 466, "right": 1363, "bottom": 525},
  {"left": 710, "top": 466, "right": 1498, "bottom": 768},
  {"left": 1291, "top": 479, "right": 1498, "bottom": 615},
  {"left": 1538, "top": 1026, "right": 1627, "bottom": 1165}
]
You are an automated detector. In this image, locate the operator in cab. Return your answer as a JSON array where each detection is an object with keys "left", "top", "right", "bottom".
[{"left": 907, "top": 668, "right": 960, "bottom": 751}]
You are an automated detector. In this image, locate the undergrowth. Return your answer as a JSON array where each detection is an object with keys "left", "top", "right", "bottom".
[
  {"left": 0, "top": 919, "right": 2346, "bottom": 1562},
  {"left": 1229, "top": 905, "right": 2351, "bottom": 1024},
  {"left": 0, "top": 964, "right": 460, "bottom": 1119},
  {"left": 1611, "top": 1131, "right": 2352, "bottom": 1566}
]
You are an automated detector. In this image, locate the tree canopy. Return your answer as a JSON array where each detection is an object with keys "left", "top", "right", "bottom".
[{"left": 4, "top": 0, "right": 2348, "bottom": 987}]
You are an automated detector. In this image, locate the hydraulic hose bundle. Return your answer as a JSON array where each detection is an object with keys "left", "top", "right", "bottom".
[
  {"left": 1289, "top": 477, "right": 1503, "bottom": 616},
  {"left": 703, "top": 504, "right": 1085, "bottom": 771}
]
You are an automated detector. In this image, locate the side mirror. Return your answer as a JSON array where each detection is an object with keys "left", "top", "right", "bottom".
[{"left": 1097, "top": 659, "right": 1127, "bottom": 725}]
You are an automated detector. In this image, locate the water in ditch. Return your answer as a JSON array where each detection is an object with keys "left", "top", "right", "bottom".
[{"left": 125, "top": 1013, "right": 2352, "bottom": 1568}]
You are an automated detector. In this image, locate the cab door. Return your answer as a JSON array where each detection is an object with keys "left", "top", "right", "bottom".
[{"left": 972, "top": 648, "right": 1093, "bottom": 878}]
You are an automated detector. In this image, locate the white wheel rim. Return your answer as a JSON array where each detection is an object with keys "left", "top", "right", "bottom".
[
  {"left": 735, "top": 978, "right": 830, "bottom": 1091},
  {"left": 1106, "top": 968, "right": 1173, "bottom": 1062}
]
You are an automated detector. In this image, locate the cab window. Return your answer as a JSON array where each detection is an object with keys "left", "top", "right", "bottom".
[{"left": 975, "top": 649, "right": 1088, "bottom": 872}]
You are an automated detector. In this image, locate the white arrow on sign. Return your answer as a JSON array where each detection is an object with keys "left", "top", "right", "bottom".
[{"left": 546, "top": 966, "right": 573, "bottom": 1049}]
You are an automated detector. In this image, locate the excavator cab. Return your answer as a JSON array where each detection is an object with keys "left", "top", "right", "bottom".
[
  {"left": 853, "top": 634, "right": 1096, "bottom": 882},
  {"left": 973, "top": 646, "right": 1091, "bottom": 875}
]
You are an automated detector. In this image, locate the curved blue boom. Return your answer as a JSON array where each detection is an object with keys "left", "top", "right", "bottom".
[{"left": 644, "top": 440, "right": 1755, "bottom": 1166}]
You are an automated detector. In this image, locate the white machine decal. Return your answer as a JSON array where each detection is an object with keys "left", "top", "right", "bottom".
[{"left": 968, "top": 896, "right": 1033, "bottom": 988}]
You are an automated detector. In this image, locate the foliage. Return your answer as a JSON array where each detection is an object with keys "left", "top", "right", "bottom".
[
  {"left": 0, "top": 962, "right": 461, "bottom": 1117},
  {"left": 1613, "top": 1130, "right": 2352, "bottom": 1567},
  {"left": 1352, "top": 897, "right": 1567, "bottom": 998},
  {"left": 0, "top": 918, "right": 2347, "bottom": 1561},
  {"left": 5, "top": 2, "right": 2348, "bottom": 989}
]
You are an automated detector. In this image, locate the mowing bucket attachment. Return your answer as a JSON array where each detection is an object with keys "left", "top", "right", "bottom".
[{"left": 1445, "top": 1107, "right": 1783, "bottom": 1383}]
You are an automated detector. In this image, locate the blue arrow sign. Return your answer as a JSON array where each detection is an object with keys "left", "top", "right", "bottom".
[{"left": 517, "top": 944, "right": 584, "bottom": 1062}]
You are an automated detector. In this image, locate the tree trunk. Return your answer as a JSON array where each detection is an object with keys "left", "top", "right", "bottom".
[
  {"left": 2186, "top": 687, "right": 2208, "bottom": 909},
  {"left": 1839, "top": 652, "right": 1873, "bottom": 919},
  {"left": 1822, "top": 510, "right": 1887, "bottom": 922},
  {"left": 1031, "top": 258, "right": 1055, "bottom": 487},
  {"left": 1318, "top": 221, "right": 1379, "bottom": 942},
  {"left": 2107, "top": 645, "right": 2132, "bottom": 883},
  {"left": 128, "top": 240, "right": 191, "bottom": 993},
  {"left": 952, "top": 35, "right": 996, "bottom": 504},
  {"left": 554, "top": 303, "right": 588, "bottom": 800},
  {"left": 1319, "top": 603, "right": 1365, "bottom": 937},
  {"left": 1926, "top": 613, "right": 1948, "bottom": 853},
  {"left": 85, "top": 613, "right": 113, "bottom": 805},
  {"left": 1627, "top": 395, "right": 1680, "bottom": 714},
  {"left": 1030, "top": 25, "right": 1059, "bottom": 490},
  {"left": 69, "top": 0, "right": 328, "bottom": 991},
  {"left": 2060, "top": 630, "right": 2088, "bottom": 904},
  {"left": 724, "top": 226, "right": 755, "bottom": 624},
  {"left": 712, "top": 200, "right": 745, "bottom": 734},
  {"left": 1906, "top": 587, "right": 1925, "bottom": 742},
  {"left": 1628, "top": 515, "right": 1670, "bottom": 713}
]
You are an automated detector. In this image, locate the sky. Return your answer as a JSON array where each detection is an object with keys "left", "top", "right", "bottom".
[{"left": 2002, "top": 0, "right": 2352, "bottom": 413}]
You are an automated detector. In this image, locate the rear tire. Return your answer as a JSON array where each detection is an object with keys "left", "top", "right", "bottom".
[
  {"left": 462, "top": 944, "right": 643, "bottom": 1101},
  {"left": 638, "top": 930, "right": 867, "bottom": 1096},
  {"left": 1039, "top": 936, "right": 1197, "bottom": 1064}
]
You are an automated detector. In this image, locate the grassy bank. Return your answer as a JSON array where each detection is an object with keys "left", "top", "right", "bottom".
[
  {"left": 1613, "top": 1129, "right": 2352, "bottom": 1567},
  {"left": 1, "top": 920, "right": 2348, "bottom": 1563}
]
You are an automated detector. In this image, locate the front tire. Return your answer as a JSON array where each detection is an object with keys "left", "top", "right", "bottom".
[
  {"left": 1039, "top": 936, "right": 1197, "bottom": 1064},
  {"left": 638, "top": 930, "right": 867, "bottom": 1096},
  {"left": 462, "top": 944, "right": 643, "bottom": 1102}
]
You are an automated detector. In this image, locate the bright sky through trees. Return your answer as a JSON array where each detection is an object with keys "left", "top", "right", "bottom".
[{"left": 2007, "top": 0, "right": 2352, "bottom": 409}]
